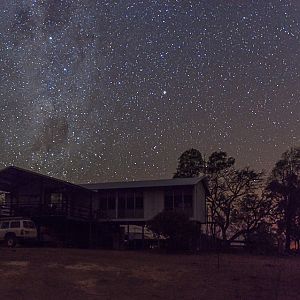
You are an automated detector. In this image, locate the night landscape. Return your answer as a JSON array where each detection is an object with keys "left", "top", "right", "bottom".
[{"left": 0, "top": 1, "right": 300, "bottom": 299}]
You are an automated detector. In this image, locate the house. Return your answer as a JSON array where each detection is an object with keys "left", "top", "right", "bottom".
[
  {"left": 81, "top": 177, "right": 209, "bottom": 226},
  {"left": 0, "top": 166, "right": 209, "bottom": 247},
  {"left": 0, "top": 166, "right": 94, "bottom": 246}
]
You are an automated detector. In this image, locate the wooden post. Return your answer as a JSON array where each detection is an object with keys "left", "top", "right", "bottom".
[
  {"left": 142, "top": 224, "right": 145, "bottom": 250},
  {"left": 89, "top": 194, "right": 93, "bottom": 248},
  {"left": 39, "top": 179, "right": 44, "bottom": 216},
  {"left": 64, "top": 216, "right": 68, "bottom": 247},
  {"left": 127, "top": 224, "right": 130, "bottom": 243}
]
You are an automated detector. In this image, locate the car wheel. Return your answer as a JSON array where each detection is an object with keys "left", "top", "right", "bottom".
[{"left": 6, "top": 234, "right": 17, "bottom": 248}]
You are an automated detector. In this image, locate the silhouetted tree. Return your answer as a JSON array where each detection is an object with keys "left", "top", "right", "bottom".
[
  {"left": 245, "top": 222, "right": 277, "bottom": 254},
  {"left": 205, "top": 151, "right": 235, "bottom": 237},
  {"left": 230, "top": 193, "right": 274, "bottom": 242},
  {"left": 267, "top": 147, "right": 300, "bottom": 251},
  {"left": 147, "top": 210, "right": 199, "bottom": 251},
  {"left": 174, "top": 150, "right": 271, "bottom": 242},
  {"left": 173, "top": 148, "right": 204, "bottom": 178},
  {"left": 208, "top": 166, "right": 266, "bottom": 241}
]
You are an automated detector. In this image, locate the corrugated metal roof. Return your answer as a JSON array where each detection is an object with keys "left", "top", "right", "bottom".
[
  {"left": 0, "top": 166, "right": 94, "bottom": 193},
  {"left": 80, "top": 176, "right": 206, "bottom": 190}
]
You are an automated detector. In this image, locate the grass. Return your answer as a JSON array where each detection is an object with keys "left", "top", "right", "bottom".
[{"left": 0, "top": 247, "right": 299, "bottom": 299}]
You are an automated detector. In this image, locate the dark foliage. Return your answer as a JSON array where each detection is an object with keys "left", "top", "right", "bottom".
[
  {"left": 267, "top": 147, "right": 300, "bottom": 251},
  {"left": 245, "top": 223, "right": 277, "bottom": 255},
  {"left": 173, "top": 148, "right": 204, "bottom": 178},
  {"left": 147, "top": 210, "right": 199, "bottom": 251}
]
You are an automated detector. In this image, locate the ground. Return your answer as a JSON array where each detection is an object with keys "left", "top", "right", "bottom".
[{"left": 0, "top": 248, "right": 299, "bottom": 300}]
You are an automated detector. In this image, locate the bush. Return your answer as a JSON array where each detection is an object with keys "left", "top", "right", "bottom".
[
  {"left": 245, "top": 224, "right": 277, "bottom": 255},
  {"left": 147, "top": 210, "right": 199, "bottom": 251}
]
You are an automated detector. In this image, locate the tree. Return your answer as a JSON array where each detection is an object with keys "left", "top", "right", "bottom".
[
  {"left": 230, "top": 193, "right": 274, "bottom": 242},
  {"left": 245, "top": 222, "right": 277, "bottom": 254},
  {"left": 173, "top": 149, "right": 271, "bottom": 244},
  {"left": 267, "top": 147, "right": 300, "bottom": 251},
  {"left": 173, "top": 148, "right": 204, "bottom": 178},
  {"left": 147, "top": 210, "right": 199, "bottom": 251},
  {"left": 205, "top": 151, "right": 235, "bottom": 237},
  {"left": 208, "top": 166, "right": 266, "bottom": 241}
]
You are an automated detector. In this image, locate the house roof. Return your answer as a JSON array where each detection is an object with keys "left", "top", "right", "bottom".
[
  {"left": 0, "top": 166, "right": 93, "bottom": 193},
  {"left": 81, "top": 176, "right": 208, "bottom": 191}
]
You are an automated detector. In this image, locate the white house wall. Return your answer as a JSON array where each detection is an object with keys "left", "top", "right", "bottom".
[
  {"left": 193, "top": 182, "right": 206, "bottom": 223},
  {"left": 92, "top": 183, "right": 207, "bottom": 223},
  {"left": 143, "top": 189, "right": 164, "bottom": 220}
]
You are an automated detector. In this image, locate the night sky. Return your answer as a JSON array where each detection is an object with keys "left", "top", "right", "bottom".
[{"left": 0, "top": 0, "right": 299, "bottom": 183}]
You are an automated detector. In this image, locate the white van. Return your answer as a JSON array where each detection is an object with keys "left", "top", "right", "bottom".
[{"left": 0, "top": 218, "right": 38, "bottom": 247}]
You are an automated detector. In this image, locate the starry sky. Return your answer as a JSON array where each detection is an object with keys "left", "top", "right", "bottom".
[{"left": 0, "top": 0, "right": 299, "bottom": 183}]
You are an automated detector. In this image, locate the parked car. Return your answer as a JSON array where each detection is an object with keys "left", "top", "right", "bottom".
[{"left": 0, "top": 218, "right": 38, "bottom": 247}]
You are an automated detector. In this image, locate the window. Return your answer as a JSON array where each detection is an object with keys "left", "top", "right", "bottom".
[
  {"left": 118, "top": 194, "right": 126, "bottom": 218},
  {"left": 127, "top": 192, "right": 134, "bottom": 209},
  {"left": 50, "top": 193, "right": 64, "bottom": 209},
  {"left": 1, "top": 222, "right": 9, "bottom": 229},
  {"left": 10, "top": 221, "right": 21, "bottom": 228},
  {"left": 97, "top": 191, "right": 144, "bottom": 219},
  {"left": 107, "top": 193, "right": 116, "bottom": 210},
  {"left": 135, "top": 192, "right": 144, "bottom": 209},
  {"left": 174, "top": 190, "right": 183, "bottom": 209},
  {"left": 23, "top": 221, "right": 35, "bottom": 229},
  {"left": 164, "top": 190, "right": 173, "bottom": 210},
  {"left": 117, "top": 191, "right": 144, "bottom": 219},
  {"left": 183, "top": 192, "right": 193, "bottom": 208},
  {"left": 164, "top": 188, "right": 193, "bottom": 217},
  {"left": 99, "top": 194, "right": 107, "bottom": 210},
  {"left": 98, "top": 192, "right": 116, "bottom": 219}
]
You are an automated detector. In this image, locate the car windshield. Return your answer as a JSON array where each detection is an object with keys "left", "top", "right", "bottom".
[{"left": 23, "top": 221, "right": 35, "bottom": 229}]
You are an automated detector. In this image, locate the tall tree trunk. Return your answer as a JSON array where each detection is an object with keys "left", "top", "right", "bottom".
[
  {"left": 221, "top": 228, "right": 227, "bottom": 241},
  {"left": 285, "top": 207, "right": 292, "bottom": 252},
  {"left": 285, "top": 220, "right": 291, "bottom": 252}
]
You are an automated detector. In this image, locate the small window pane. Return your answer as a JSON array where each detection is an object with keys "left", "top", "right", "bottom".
[
  {"left": 50, "top": 193, "right": 64, "bottom": 210},
  {"left": 135, "top": 197, "right": 143, "bottom": 209},
  {"left": 164, "top": 190, "right": 173, "bottom": 210},
  {"left": 23, "top": 221, "right": 35, "bottom": 228},
  {"left": 127, "top": 192, "right": 134, "bottom": 210},
  {"left": 174, "top": 191, "right": 183, "bottom": 209},
  {"left": 10, "top": 221, "right": 21, "bottom": 228},
  {"left": 107, "top": 193, "right": 116, "bottom": 209},
  {"left": 118, "top": 195, "right": 126, "bottom": 209},
  {"left": 184, "top": 194, "right": 193, "bottom": 209},
  {"left": 99, "top": 194, "right": 107, "bottom": 210},
  {"left": 1, "top": 222, "right": 9, "bottom": 229}
]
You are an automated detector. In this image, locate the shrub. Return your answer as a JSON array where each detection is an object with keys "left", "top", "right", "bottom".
[{"left": 147, "top": 210, "right": 199, "bottom": 251}]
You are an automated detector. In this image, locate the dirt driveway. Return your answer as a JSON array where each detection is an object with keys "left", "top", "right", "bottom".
[{"left": 0, "top": 247, "right": 299, "bottom": 300}]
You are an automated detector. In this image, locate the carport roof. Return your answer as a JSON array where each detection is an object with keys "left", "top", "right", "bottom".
[{"left": 0, "top": 166, "right": 94, "bottom": 193}]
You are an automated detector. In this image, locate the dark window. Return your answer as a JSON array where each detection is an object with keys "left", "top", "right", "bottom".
[
  {"left": 174, "top": 190, "right": 183, "bottom": 209},
  {"left": 127, "top": 192, "right": 134, "bottom": 210},
  {"left": 164, "top": 190, "right": 173, "bottom": 210},
  {"left": 10, "top": 221, "right": 21, "bottom": 228},
  {"left": 164, "top": 188, "right": 193, "bottom": 217},
  {"left": 118, "top": 193, "right": 126, "bottom": 218},
  {"left": 183, "top": 193, "right": 193, "bottom": 209},
  {"left": 183, "top": 190, "right": 193, "bottom": 217},
  {"left": 118, "top": 195, "right": 126, "bottom": 209},
  {"left": 1, "top": 222, "right": 9, "bottom": 229},
  {"left": 117, "top": 191, "right": 144, "bottom": 219},
  {"left": 107, "top": 193, "right": 116, "bottom": 210},
  {"left": 50, "top": 193, "right": 64, "bottom": 209},
  {"left": 99, "top": 194, "right": 107, "bottom": 210},
  {"left": 23, "top": 221, "right": 35, "bottom": 229},
  {"left": 135, "top": 192, "right": 144, "bottom": 209}
]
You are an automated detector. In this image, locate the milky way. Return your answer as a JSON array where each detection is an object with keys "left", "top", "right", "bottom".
[{"left": 0, "top": 0, "right": 299, "bottom": 183}]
